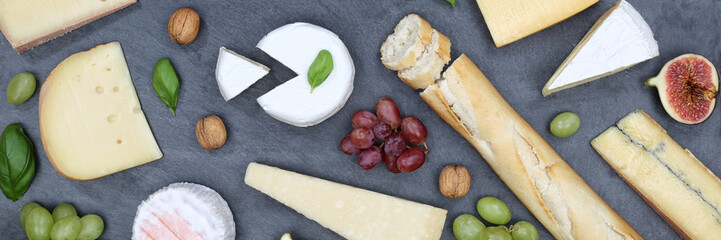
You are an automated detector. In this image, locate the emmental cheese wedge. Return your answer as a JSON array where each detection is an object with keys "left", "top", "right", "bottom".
[
  {"left": 418, "top": 55, "right": 641, "bottom": 239},
  {"left": 475, "top": 0, "right": 598, "bottom": 47},
  {"left": 245, "top": 162, "right": 447, "bottom": 240},
  {"left": 39, "top": 42, "right": 162, "bottom": 180},
  {"left": 592, "top": 110, "right": 721, "bottom": 239},
  {"left": 0, "top": 0, "right": 136, "bottom": 52}
]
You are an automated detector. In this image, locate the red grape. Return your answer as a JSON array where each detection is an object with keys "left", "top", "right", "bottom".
[
  {"left": 358, "top": 146, "right": 382, "bottom": 170},
  {"left": 351, "top": 110, "right": 379, "bottom": 129},
  {"left": 383, "top": 153, "right": 401, "bottom": 173},
  {"left": 350, "top": 127, "right": 374, "bottom": 149},
  {"left": 401, "top": 116, "right": 428, "bottom": 145},
  {"left": 340, "top": 135, "right": 361, "bottom": 155},
  {"left": 373, "top": 121, "right": 392, "bottom": 140},
  {"left": 383, "top": 132, "right": 407, "bottom": 157},
  {"left": 376, "top": 97, "right": 402, "bottom": 129},
  {"left": 397, "top": 147, "right": 426, "bottom": 172}
]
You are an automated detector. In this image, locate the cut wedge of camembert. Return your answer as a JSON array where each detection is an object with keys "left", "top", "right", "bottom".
[
  {"left": 39, "top": 42, "right": 162, "bottom": 180},
  {"left": 543, "top": 0, "right": 658, "bottom": 96},
  {"left": 256, "top": 23, "right": 355, "bottom": 127},
  {"left": 245, "top": 162, "right": 447, "bottom": 240},
  {"left": 132, "top": 183, "right": 235, "bottom": 240},
  {"left": 216, "top": 47, "right": 269, "bottom": 101}
]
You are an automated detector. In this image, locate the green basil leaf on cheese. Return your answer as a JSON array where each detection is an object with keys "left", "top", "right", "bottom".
[
  {"left": 446, "top": 0, "right": 456, "bottom": 7},
  {"left": 153, "top": 58, "right": 180, "bottom": 116},
  {"left": 0, "top": 123, "right": 36, "bottom": 202},
  {"left": 307, "top": 50, "right": 333, "bottom": 93}
]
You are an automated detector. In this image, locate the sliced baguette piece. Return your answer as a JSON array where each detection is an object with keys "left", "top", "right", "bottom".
[
  {"left": 592, "top": 110, "right": 721, "bottom": 239},
  {"left": 380, "top": 14, "right": 433, "bottom": 70},
  {"left": 398, "top": 30, "right": 451, "bottom": 89},
  {"left": 419, "top": 55, "right": 641, "bottom": 239}
]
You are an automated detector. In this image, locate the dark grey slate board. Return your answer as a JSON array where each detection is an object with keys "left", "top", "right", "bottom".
[{"left": 1, "top": 0, "right": 719, "bottom": 239}]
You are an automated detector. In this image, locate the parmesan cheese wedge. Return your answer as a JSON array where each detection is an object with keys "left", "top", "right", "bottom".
[
  {"left": 245, "top": 162, "right": 447, "bottom": 240},
  {"left": 0, "top": 0, "right": 136, "bottom": 52},
  {"left": 39, "top": 42, "right": 162, "bottom": 180},
  {"left": 592, "top": 110, "right": 721, "bottom": 239}
]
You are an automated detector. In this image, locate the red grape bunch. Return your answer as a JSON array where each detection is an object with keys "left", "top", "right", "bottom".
[{"left": 340, "top": 97, "right": 429, "bottom": 173}]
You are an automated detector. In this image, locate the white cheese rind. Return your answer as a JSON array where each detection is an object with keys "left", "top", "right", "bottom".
[
  {"left": 215, "top": 47, "right": 269, "bottom": 101},
  {"left": 132, "top": 183, "right": 235, "bottom": 240},
  {"left": 245, "top": 162, "right": 447, "bottom": 240},
  {"left": 543, "top": 0, "right": 658, "bottom": 96},
  {"left": 256, "top": 23, "right": 355, "bottom": 127},
  {"left": 39, "top": 42, "right": 162, "bottom": 180}
]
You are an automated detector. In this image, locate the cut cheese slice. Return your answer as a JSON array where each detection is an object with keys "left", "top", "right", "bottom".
[
  {"left": 0, "top": 0, "right": 136, "bottom": 52},
  {"left": 475, "top": 0, "right": 597, "bottom": 47},
  {"left": 215, "top": 47, "right": 269, "bottom": 101},
  {"left": 39, "top": 42, "right": 162, "bottom": 180},
  {"left": 592, "top": 110, "right": 721, "bottom": 239},
  {"left": 132, "top": 182, "right": 235, "bottom": 240},
  {"left": 256, "top": 23, "right": 355, "bottom": 127},
  {"left": 543, "top": 0, "right": 659, "bottom": 96},
  {"left": 245, "top": 162, "right": 447, "bottom": 240}
]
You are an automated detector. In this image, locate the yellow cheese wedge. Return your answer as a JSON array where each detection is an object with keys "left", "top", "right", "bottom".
[
  {"left": 0, "top": 0, "right": 136, "bottom": 52},
  {"left": 475, "top": 0, "right": 598, "bottom": 47},
  {"left": 39, "top": 42, "right": 162, "bottom": 180},
  {"left": 592, "top": 110, "right": 721, "bottom": 239},
  {"left": 245, "top": 162, "right": 447, "bottom": 240}
]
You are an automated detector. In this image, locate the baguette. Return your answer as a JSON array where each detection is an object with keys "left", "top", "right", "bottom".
[
  {"left": 380, "top": 14, "right": 433, "bottom": 70},
  {"left": 419, "top": 55, "right": 641, "bottom": 239},
  {"left": 398, "top": 30, "right": 451, "bottom": 89}
]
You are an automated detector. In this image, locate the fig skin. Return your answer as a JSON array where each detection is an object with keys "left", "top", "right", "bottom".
[{"left": 646, "top": 54, "right": 719, "bottom": 124}]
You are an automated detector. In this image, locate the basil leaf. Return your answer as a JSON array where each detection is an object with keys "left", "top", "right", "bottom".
[
  {"left": 446, "top": 0, "right": 456, "bottom": 7},
  {"left": 307, "top": 50, "right": 334, "bottom": 93},
  {"left": 153, "top": 58, "right": 180, "bottom": 116},
  {"left": 0, "top": 123, "right": 36, "bottom": 202}
]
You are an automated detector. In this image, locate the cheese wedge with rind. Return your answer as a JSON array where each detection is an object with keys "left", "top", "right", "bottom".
[
  {"left": 592, "top": 110, "right": 721, "bottom": 239},
  {"left": 215, "top": 47, "right": 269, "bottom": 101},
  {"left": 245, "top": 162, "right": 447, "bottom": 240},
  {"left": 39, "top": 42, "right": 162, "bottom": 180},
  {"left": 0, "top": 0, "right": 136, "bottom": 52},
  {"left": 543, "top": 0, "right": 659, "bottom": 96}
]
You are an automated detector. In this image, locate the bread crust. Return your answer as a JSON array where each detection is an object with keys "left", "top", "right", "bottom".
[
  {"left": 380, "top": 14, "right": 433, "bottom": 70},
  {"left": 397, "top": 30, "right": 451, "bottom": 89},
  {"left": 0, "top": 0, "right": 136, "bottom": 53},
  {"left": 420, "top": 55, "right": 642, "bottom": 239}
]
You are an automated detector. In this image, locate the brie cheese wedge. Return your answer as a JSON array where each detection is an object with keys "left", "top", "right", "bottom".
[
  {"left": 216, "top": 47, "right": 269, "bottom": 101},
  {"left": 256, "top": 23, "right": 355, "bottom": 127},
  {"left": 543, "top": 0, "right": 659, "bottom": 96},
  {"left": 132, "top": 183, "right": 235, "bottom": 240}
]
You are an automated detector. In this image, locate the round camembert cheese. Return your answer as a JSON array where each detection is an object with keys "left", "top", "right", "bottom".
[{"left": 132, "top": 183, "right": 235, "bottom": 240}]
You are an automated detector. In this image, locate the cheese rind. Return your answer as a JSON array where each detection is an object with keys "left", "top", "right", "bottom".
[
  {"left": 39, "top": 42, "right": 162, "bottom": 180},
  {"left": 592, "top": 110, "right": 721, "bottom": 239},
  {"left": 0, "top": 0, "right": 136, "bottom": 52},
  {"left": 245, "top": 162, "right": 447, "bottom": 240},
  {"left": 256, "top": 23, "right": 355, "bottom": 127},
  {"left": 215, "top": 47, "right": 269, "bottom": 101},
  {"left": 543, "top": 0, "right": 659, "bottom": 96},
  {"left": 475, "top": 0, "right": 597, "bottom": 47}
]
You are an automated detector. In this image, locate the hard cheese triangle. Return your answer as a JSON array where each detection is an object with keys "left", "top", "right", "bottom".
[
  {"left": 543, "top": 0, "right": 658, "bottom": 96},
  {"left": 475, "top": 0, "right": 597, "bottom": 47},
  {"left": 39, "top": 42, "right": 162, "bottom": 180},
  {"left": 245, "top": 162, "right": 447, "bottom": 240}
]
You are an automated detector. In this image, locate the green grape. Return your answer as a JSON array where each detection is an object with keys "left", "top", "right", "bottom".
[
  {"left": 7, "top": 72, "right": 36, "bottom": 105},
  {"left": 25, "top": 207, "right": 54, "bottom": 240},
  {"left": 50, "top": 216, "right": 81, "bottom": 240},
  {"left": 280, "top": 233, "right": 293, "bottom": 240},
  {"left": 20, "top": 202, "right": 42, "bottom": 231},
  {"left": 478, "top": 226, "right": 512, "bottom": 240},
  {"left": 550, "top": 112, "right": 580, "bottom": 137},
  {"left": 476, "top": 197, "right": 511, "bottom": 225},
  {"left": 452, "top": 214, "right": 485, "bottom": 240},
  {"left": 510, "top": 221, "right": 539, "bottom": 240},
  {"left": 51, "top": 203, "right": 77, "bottom": 222},
  {"left": 77, "top": 214, "right": 104, "bottom": 240}
]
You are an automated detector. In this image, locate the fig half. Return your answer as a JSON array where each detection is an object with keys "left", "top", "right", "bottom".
[{"left": 646, "top": 54, "right": 719, "bottom": 124}]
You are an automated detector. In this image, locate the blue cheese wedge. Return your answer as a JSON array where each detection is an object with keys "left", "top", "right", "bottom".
[
  {"left": 592, "top": 110, "right": 721, "bottom": 239},
  {"left": 245, "top": 162, "right": 447, "bottom": 240},
  {"left": 215, "top": 47, "right": 269, "bottom": 101},
  {"left": 256, "top": 23, "right": 355, "bottom": 127},
  {"left": 543, "top": 0, "right": 658, "bottom": 96}
]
